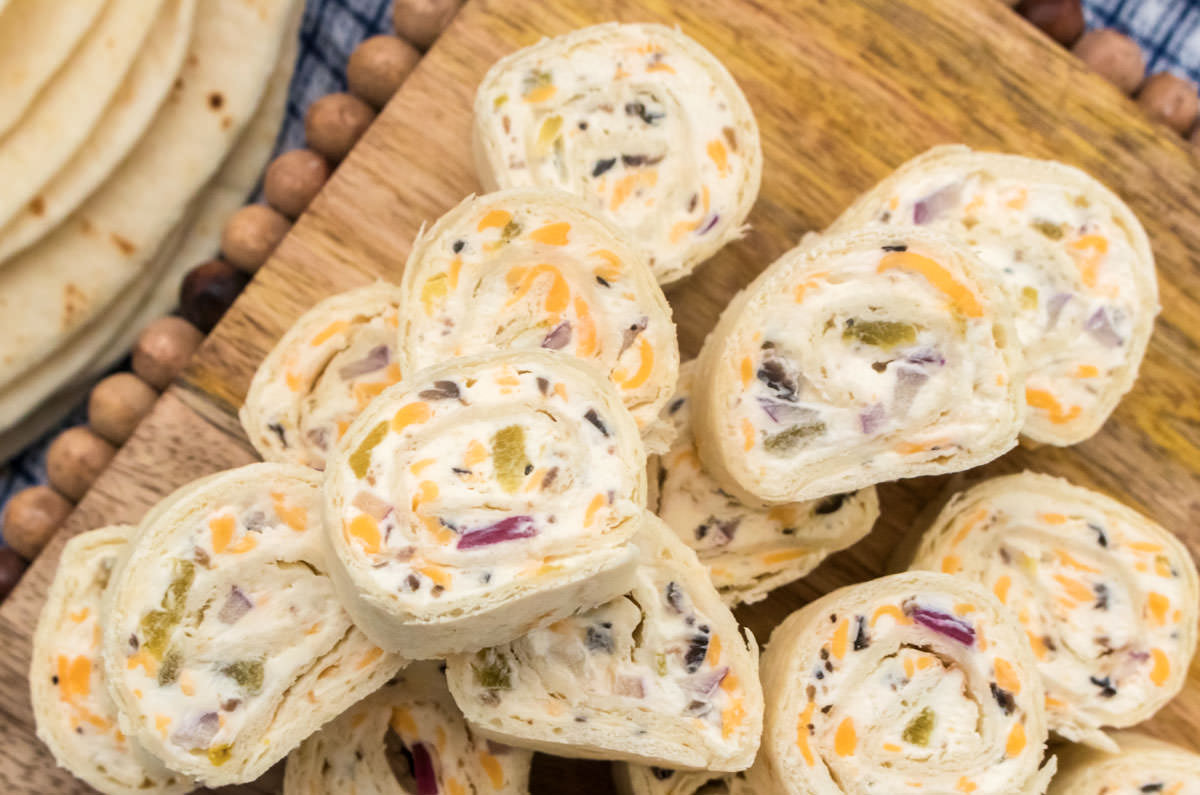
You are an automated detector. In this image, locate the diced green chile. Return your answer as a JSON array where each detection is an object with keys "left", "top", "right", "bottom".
[
  {"left": 472, "top": 648, "right": 513, "bottom": 690},
  {"left": 350, "top": 421, "right": 389, "bottom": 479},
  {"left": 138, "top": 559, "right": 195, "bottom": 659},
  {"left": 764, "top": 422, "right": 826, "bottom": 453},
  {"left": 158, "top": 649, "right": 183, "bottom": 686},
  {"left": 843, "top": 320, "right": 917, "bottom": 349},
  {"left": 221, "top": 660, "right": 265, "bottom": 694},
  {"left": 902, "top": 707, "right": 935, "bottom": 746},
  {"left": 1031, "top": 219, "right": 1064, "bottom": 239},
  {"left": 492, "top": 425, "right": 530, "bottom": 493}
]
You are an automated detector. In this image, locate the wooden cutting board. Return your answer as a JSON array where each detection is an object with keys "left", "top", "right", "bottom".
[{"left": 4, "top": 0, "right": 1200, "bottom": 791}]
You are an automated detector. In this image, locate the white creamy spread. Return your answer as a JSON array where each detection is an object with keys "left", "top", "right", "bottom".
[
  {"left": 402, "top": 192, "right": 677, "bottom": 433},
  {"left": 875, "top": 165, "right": 1149, "bottom": 436},
  {"left": 475, "top": 23, "right": 759, "bottom": 282},
  {"left": 334, "top": 359, "right": 641, "bottom": 607},
  {"left": 722, "top": 241, "right": 1015, "bottom": 483}
]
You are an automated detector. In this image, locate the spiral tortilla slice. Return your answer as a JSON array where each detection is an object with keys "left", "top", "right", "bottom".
[
  {"left": 284, "top": 661, "right": 532, "bottom": 795},
  {"left": 400, "top": 189, "right": 679, "bottom": 452},
  {"left": 753, "top": 571, "right": 1055, "bottom": 794},
  {"left": 1047, "top": 731, "right": 1200, "bottom": 794},
  {"left": 652, "top": 361, "right": 879, "bottom": 605},
  {"left": 101, "top": 463, "right": 406, "bottom": 786},
  {"left": 472, "top": 22, "right": 762, "bottom": 285},
  {"left": 240, "top": 283, "right": 408, "bottom": 469},
  {"left": 908, "top": 472, "right": 1199, "bottom": 750},
  {"left": 323, "top": 350, "right": 645, "bottom": 658},
  {"left": 692, "top": 227, "right": 1025, "bottom": 505},
  {"left": 615, "top": 766, "right": 752, "bottom": 795},
  {"left": 31, "top": 525, "right": 194, "bottom": 795},
  {"left": 445, "top": 515, "right": 763, "bottom": 771},
  {"left": 829, "top": 145, "right": 1158, "bottom": 446}
]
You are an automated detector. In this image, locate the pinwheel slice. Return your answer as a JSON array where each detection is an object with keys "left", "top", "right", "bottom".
[
  {"left": 240, "top": 283, "right": 407, "bottom": 470},
  {"left": 400, "top": 189, "right": 679, "bottom": 451},
  {"left": 1047, "top": 731, "right": 1200, "bottom": 794},
  {"left": 829, "top": 145, "right": 1158, "bottom": 446},
  {"left": 473, "top": 22, "right": 762, "bottom": 284},
  {"left": 323, "top": 350, "right": 645, "bottom": 658},
  {"left": 616, "top": 765, "right": 752, "bottom": 795},
  {"left": 101, "top": 463, "right": 405, "bottom": 786},
  {"left": 651, "top": 361, "right": 879, "bottom": 605},
  {"left": 445, "top": 515, "right": 763, "bottom": 771},
  {"left": 908, "top": 472, "right": 1198, "bottom": 749},
  {"left": 692, "top": 228, "right": 1024, "bottom": 505},
  {"left": 753, "top": 571, "right": 1055, "bottom": 795},
  {"left": 31, "top": 525, "right": 194, "bottom": 795},
  {"left": 284, "top": 660, "right": 532, "bottom": 795}
]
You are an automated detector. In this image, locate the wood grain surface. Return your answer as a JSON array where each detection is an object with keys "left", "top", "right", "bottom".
[{"left": 4, "top": 0, "right": 1200, "bottom": 791}]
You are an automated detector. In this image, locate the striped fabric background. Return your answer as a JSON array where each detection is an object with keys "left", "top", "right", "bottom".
[{"left": 2, "top": 0, "right": 1198, "bottom": 543}]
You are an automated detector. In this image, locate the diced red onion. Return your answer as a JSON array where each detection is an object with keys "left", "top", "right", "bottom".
[
  {"left": 912, "top": 183, "right": 962, "bottom": 225},
  {"left": 541, "top": 321, "right": 572, "bottom": 350},
  {"left": 699, "top": 214, "right": 720, "bottom": 234},
  {"left": 912, "top": 607, "right": 975, "bottom": 646},
  {"left": 688, "top": 666, "right": 730, "bottom": 697},
  {"left": 892, "top": 367, "right": 929, "bottom": 416},
  {"left": 353, "top": 490, "right": 394, "bottom": 520},
  {"left": 615, "top": 675, "right": 646, "bottom": 698},
  {"left": 757, "top": 398, "right": 818, "bottom": 425},
  {"left": 170, "top": 712, "right": 219, "bottom": 750},
  {"left": 337, "top": 345, "right": 390, "bottom": 380},
  {"left": 906, "top": 348, "right": 945, "bottom": 367},
  {"left": 410, "top": 742, "right": 439, "bottom": 795},
  {"left": 1046, "top": 293, "right": 1072, "bottom": 328},
  {"left": 218, "top": 586, "right": 253, "bottom": 625},
  {"left": 859, "top": 404, "right": 886, "bottom": 434},
  {"left": 1085, "top": 307, "right": 1124, "bottom": 348},
  {"left": 457, "top": 515, "right": 536, "bottom": 549}
]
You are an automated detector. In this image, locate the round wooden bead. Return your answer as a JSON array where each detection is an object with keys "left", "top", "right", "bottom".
[
  {"left": 132, "top": 316, "right": 205, "bottom": 389},
  {"left": 88, "top": 372, "right": 157, "bottom": 445},
  {"left": 179, "top": 259, "right": 250, "bottom": 333},
  {"left": 393, "top": 0, "right": 461, "bottom": 50},
  {"left": 1073, "top": 29, "right": 1146, "bottom": 94},
  {"left": 264, "top": 149, "right": 330, "bottom": 218},
  {"left": 348, "top": 35, "right": 420, "bottom": 109},
  {"left": 47, "top": 427, "right": 115, "bottom": 503},
  {"left": 1137, "top": 72, "right": 1200, "bottom": 135},
  {"left": 221, "top": 204, "right": 290, "bottom": 273},
  {"left": 1016, "top": 0, "right": 1084, "bottom": 46},
  {"left": 0, "top": 547, "right": 25, "bottom": 601},
  {"left": 304, "top": 92, "right": 375, "bottom": 163},
  {"left": 2, "top": 486, "right": 71, "bottom": 560}
]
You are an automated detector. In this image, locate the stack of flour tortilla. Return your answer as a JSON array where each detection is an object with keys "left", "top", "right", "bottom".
[{"left": 0, "top": 0, "right": 304, "bottom": 459}]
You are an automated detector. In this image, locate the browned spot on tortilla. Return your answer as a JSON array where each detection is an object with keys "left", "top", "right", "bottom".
[
  {"left": 62, "top": 283, "right": 88, "bottom": 330},
  {"left": 28, "top": 196, "right": 45, "bottom": 216},
  {"left": 110, "top": 233, "right": 136, "bottom": 255},
  {"left": 80, "top": 218, "right": 96, "bottom": 236},
  {"left": 208, "top": 92, "right": 224, "bottom": 110},
  {"left": 187, "top": 54, "right": 198, "bottom": 67},
  {"left": 221, "top": 115, "right": 233, "bottom": 130}
]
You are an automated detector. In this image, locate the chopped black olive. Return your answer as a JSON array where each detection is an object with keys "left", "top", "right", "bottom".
[
  {"left": 585, "top": 624, "right": 615, "bottom": 653},
  {"left": 1141, "top": 785, "right": 1165, "bottom": 793},
  {"left": 592, "top": 158, "right": 616, "bottom": 177},
  {"left": 1089, "top": 522, "right": 1109, "bottom": 547},
  {"left": 756, "top": 357, "right": 798, "bottom": 400},
  {"left": 595, "top": 275, "right": 611, "bottom": 287},
  {"left": 668, "top": 397, "right": 685, "bottom": 414},
  {"left": 882, "top": 244, "right": 908, "bottom": 252},
  {"left": 651, "top": 768, "right": 674, "bottom": 780},
  {"left": 452, "top": 239, "right": 465, "bottom": 253},
  {"left": 821, "top": 704, "right": 833, "bottom": 714},
  {"left": 1094, "top": 583, "right": 1109, "bottom": 610},
  {"left": 684, "top": 632, "right": 710, "bottom": 673},
  {"left": 584, "top": 409, "right": 609, "bottom": 436},
  {"left": 815, "top": 493, "right": 849, "bottom": 515},
  {"left": 267, "top": 422, "right": 286, "bottom": 443},
  {"left": 51, "top": 675, "right": 58, "bottom": 685},
  {"left": 990, "top": 683, "right": 1015, "bottom": 715},
  {"left": 853, "top": 615, "right": 870, "bottom": 651},
  {"left": 524, "top": 464, "right": 534, "bottom": 475},
  {"left": 665, "top": 581, "right": 685, "bottom": 613},
  {"left": 622, "top": 153, "right": 664, "bottom": 167},
  {"left": 452, "top": 467, "right": 471, "bottom": 475},
  {"left": 1090, "top": 675, "right": 1117, "bottom": 697},
  {"left": 624, "top": 101, "right": 663, "bottom": 125},
  {"left": 419, "top": 380, "right": 460, "bottom": 400}
]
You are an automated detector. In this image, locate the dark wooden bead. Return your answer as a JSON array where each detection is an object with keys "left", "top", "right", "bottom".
[
  {"left": 0, "top": 547, "right": 25, "bottom": 602},
  {"left": 264, "top": 149, "right": 330, "bottom": 218},
  {"left": 179, "top": 259, "right": 249, "bottom": 333},
  {"left": 46, "top": 428, "right": 115, "bottom": 502},
  {"left": 304, "top": 93, "right": 375, "bottom": 163},
  {"left": 1016, "top": 0, "right": 1085, "bottom": 47},
  {"left": 1073, "top": 29, "right": 1146, "bottom": 94},
  {"left": 348, "top": 35, "right": 420, "bottom": 109},
  {"left": 2, "top": 486, "right": 71, "bottom": 560}
]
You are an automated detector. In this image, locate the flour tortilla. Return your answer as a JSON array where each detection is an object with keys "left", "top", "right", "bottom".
[
  {"left": 0, "top": 0, "right": 299, "bottom": 398},
  {"left": 0, "top": 0, "right": 165, "bottom": 230},
  {"left": 0, "top": 0, "right": 108, "bottom": 138},
  {"left": 0, "top": 0, "right": 196, "bottom": 261},
  {"left": 0, "top": 8, "right": 298, "bottom": 459}
]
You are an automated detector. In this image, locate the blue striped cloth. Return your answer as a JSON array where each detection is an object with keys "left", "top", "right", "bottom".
[{"left": 2, "top": 0, "right": 1197, "bottom": 543}]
